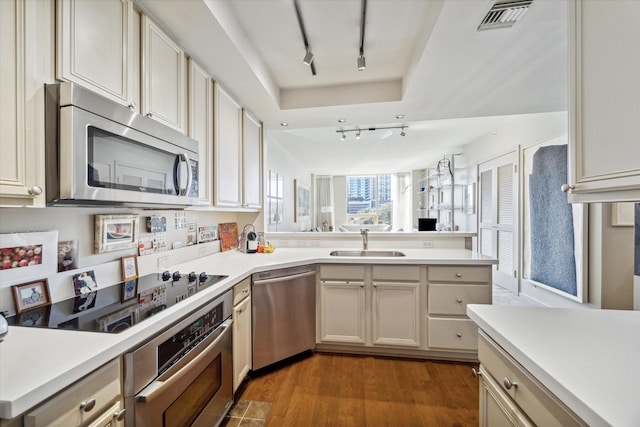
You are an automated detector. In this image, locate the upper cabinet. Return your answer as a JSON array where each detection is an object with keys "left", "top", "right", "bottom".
[
  {"left": 188, "top": 59, "right": 213, "bottom": 206},
  {"left": 243, "top": 111, "right": 263, "bottom": 209},
  {"left": 214, "top": 84, "right": 243, "bottom": 207},
  {"left": 567, "top": 0, "right": 640, "bottom": 202},
  {"left": 57, "top": 0, "right": 136, "bottom": 110},
  {"left": 141, "top": 15, "right": 187, "bottom": 133},
  {"left": 0, "top": 0, "right": 53, "bottom": 208}
]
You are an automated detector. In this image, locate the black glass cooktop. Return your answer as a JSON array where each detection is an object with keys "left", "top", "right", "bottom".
[{"left": 7, "top": 272, "right": 228, "bottom": 333}]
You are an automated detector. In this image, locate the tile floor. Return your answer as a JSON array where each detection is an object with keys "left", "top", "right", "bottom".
[
  {"left": 220, "top": 400, "right": 272, "bottom": 427},
  {"left": 492, "top": 284, "right": 543, "bottom": 306}
]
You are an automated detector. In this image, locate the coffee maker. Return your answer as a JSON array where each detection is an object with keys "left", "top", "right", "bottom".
[{"left": 239, "top": 224, "right": 258, "bottom": 253}]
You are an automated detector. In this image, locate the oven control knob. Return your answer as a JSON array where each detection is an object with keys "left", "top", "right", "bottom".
[
  {"left": 199, "top": 272, "right": 209, "bottom": 282},
  {"left": 161, "top": 271, "right": 171, "bottom": 281},
  {"left": 172, "top": 271, "right": 182, "bottom": 282},
  {"left": 188, "top": 271, "right": 197, "bottom": 282}
]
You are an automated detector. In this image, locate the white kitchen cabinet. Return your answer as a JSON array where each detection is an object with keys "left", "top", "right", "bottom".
[
  {"left": 214, "top": 83, "right": 243, "bottom": 207},
  {"left": 23, "top": 358, "right": 123, "bottom": 427},
  {"left": 242, "top": 111, "right": 263, "bottom": 209},
  {"left": 141, "top": 15, "right": 187, "bottom": 133},
  {"left": 188, "top": 59, "right": 213, "bottom": 205},
  {"left": 232, "top": 278, "right": 252, "bottom": 392},
  {"left": 427, "top": 266, "right": 491, "bottom": 352},
  {"left": 0, "top": 0, "right": 53, "bottom": 208},
  {"left": 567, "top": 0, "right": 640, "bottom": 202},
  {"left": 318, "top": 265, "right": 421, "bottom": 348},
  {"left": 56, "top": 0, "right": 136, "bottom": 110},
  {"left": 476, "top": 332, "right": 586, "bottom": 427}
]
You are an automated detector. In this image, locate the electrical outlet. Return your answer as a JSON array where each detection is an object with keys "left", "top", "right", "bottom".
[
  {"left": 279, "top": 240, "right": 289, "bottom": 248},
  {"left": 422, "top": 241, "right": 434, "bottom": 248},
  {"left": 158, "top": 255, "right": 170, "bottom": 268}
]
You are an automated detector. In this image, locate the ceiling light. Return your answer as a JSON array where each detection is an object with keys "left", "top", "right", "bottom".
[
  {"left": 341, "top": 132, "right": 347, "bottom": 141},
  {"left": 338, "top": 118, "right": 346, "bottom": 123},
  {"left": 303, "top": 50, "right": 314, "bottom": 66},
  {"left": 356, "top": 130, "right": 361, "bottom": 139},
  {"left": 358, "top": 0, "right": 367, "bottom": 71},
  {"left": 357, "top": 55, "right": 366, "bottom": 71},
  {"left": 400, "top": 127, "right": 406, "bottom": 137},
  {"left": 336, "top": 125, "right": 408, "bottom": 139},
  {"left": 395, "top": 114, "right": 405, "bottom": 120},
  {"left": 280, "top": 122, "right": 289, "bottom": 127}
]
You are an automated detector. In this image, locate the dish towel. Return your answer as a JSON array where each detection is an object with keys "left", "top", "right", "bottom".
[{"left": 529, "top": 145, "right": 577, "bottom": 296}]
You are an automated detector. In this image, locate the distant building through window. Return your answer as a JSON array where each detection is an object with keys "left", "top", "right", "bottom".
[{"left": 346, "top": 175, "right": 392, "bottom": 225}]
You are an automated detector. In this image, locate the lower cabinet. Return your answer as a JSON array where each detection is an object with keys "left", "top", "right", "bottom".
[
  {"left": 476, "top": 332, "right": 586, "bottom": 427},
  {"left": 23, "top": 358, "right": 123, "bottom": 427},
  {"left": 232, "top": 278, "right": 252, "bottom": 392}
]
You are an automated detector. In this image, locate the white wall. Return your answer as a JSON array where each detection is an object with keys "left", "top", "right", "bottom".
[{"left": 266, "top": 135, "right": 312, "bottom": 232}]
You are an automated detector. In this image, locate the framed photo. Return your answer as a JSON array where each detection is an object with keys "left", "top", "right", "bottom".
[
  {"left": 95, "top": 214, "right": 139, "bottom": 253},
  {"left": 294, "top": 179, "right": 310, "bottom": 223},
  {"left": 98, "top": 305, "right": 138, "bottom": 333},
  {"left": 72, "top": 291, "right": 97, "bottom": 313},
  {"left": 14, "top": 305, "right": 50, "bottom": 327},
  {"left": 611, "top": 202, "right": 634, "bottom": 227},
  {"left": 121, "top": 255, "right": 138, "bottom": 281},
  {"left": 11, "top": 279, "right": 51, "bottom": 314},
  {"left": 121, "top": 279, "right": 138, "bottom": 302},
  {"left": 1, "top": 231, "right": 58, "bottom": 284},
  {"left": 72, "top": 270, "right": 99, "bottom": 296},
  {"left": 57, "top": 240, "right": 78, "bottom": 272}
]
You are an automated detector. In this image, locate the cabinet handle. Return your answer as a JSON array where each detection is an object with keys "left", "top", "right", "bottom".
[
  {"left": 561, "top": 184, "right": 575, "bottom": 193},
  {"left": 456, "top": 332, "right": 462, "bottom": 338},
  {"left": 80, "top": 398, "right": 96, "bottom": 412},
  {"left": 128, "top": 102, "right": 137, "bottom": 111},
  {"left": 28, "top": 186, "right": 43, "bottom": 196},
  {"left": 243, "top": 288, "right": 249, "bottom": 294},
  {"left": 360, "top": 283, "right": 365, "bottom": 288},
  {"left": 114, "top": 408, "right": 127, "bottom": 421},
  {"left": 455, "top": 272, "right": 462, "bottom": 278},
  {"left": 146, "top": 112, "right": 153, "bottom": 118},
  {"left": 503, "top": 377, "right": 518, "bottom": 390},
  {"left": 471, "top": 368, "right": 482, "bottom": 378},
  {"left": 456, "top": 298, "right": 463, "bottom": 303}
]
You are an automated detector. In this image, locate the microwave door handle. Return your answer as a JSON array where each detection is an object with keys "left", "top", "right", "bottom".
[
  {"left": 174, "top": 153, "right": 191, "bottom": 196},
  {"left": 136, "top": 319, "right": 232, "bottom": 404}
]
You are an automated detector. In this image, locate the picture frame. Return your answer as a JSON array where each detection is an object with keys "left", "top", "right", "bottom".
[
  {"left": 95, "top": 214, "right": 139, "bottom": 253},
  {"left": 294, "top": 179, "right": 310, "bottom": 223},
  {"left": 611, "top": 202, "right": 635, "bottom": 227},
  {"left": 98, "top": 305, "right": 138, "bottom": 333},
  {"left": 14, "top": 305, "right": 50, "bottom": 327},
  {"left": 11, "top": 279, "right": 51, "bottom": 314},
  {"left": 121, "top": 279, "right": 138, "bottom": 302},
  {"left": 1, "top": 231, "right": 58, "bottom": 284},
  {"left": 121, "top": 255, "right": 138, "bottom": 281},
  {"left": 72, "top": 270, "right": 99, "bottom": 296}
]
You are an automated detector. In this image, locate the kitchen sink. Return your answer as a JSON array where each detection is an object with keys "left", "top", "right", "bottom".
[{"left": 329, "top": 250, "right": 406, "bottom": 257}]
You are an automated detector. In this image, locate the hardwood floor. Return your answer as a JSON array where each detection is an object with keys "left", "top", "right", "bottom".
[{"left": 235, "top": 352, "right": 480, "bottom": 427}]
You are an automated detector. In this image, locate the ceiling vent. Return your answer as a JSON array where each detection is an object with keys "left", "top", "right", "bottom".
[{"left": 478, "top": 0, "right": 533, "bottom": 31}]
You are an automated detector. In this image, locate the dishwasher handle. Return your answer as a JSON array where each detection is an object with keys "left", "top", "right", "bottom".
[{"left": 252, "top": 270, "right": 317, "bottom": 286}]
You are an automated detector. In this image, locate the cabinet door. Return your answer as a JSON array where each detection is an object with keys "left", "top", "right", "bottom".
[
  {"left": 0, "top": 0, "right": 52, "bottom": 208},
  {"left": 319, "top": 280, "right": 366, "bottom": 344},
  {"left": 141, "top": 15, "right": 187, "bottom": 133},
  {"left": 86, "top": 401, "right": 125, "bottom": 427},
  {"left": 57, "top": 0, "right": 134, "bottom": 108},
  {"left": 214, "top": 84, "right": 242, "bottom": 207},
  {"left": 479, "top": 368, "right": 534, "bottom": 427},
  {"left": 371, "top": 281, "right": 421, "bottom": 347},
  {"left": 243, "top": 111, "right": 263, "bottom": 209},
  {"left": 567, "top": 0, "right": 640, "bottom": 202},
  {"left": 233, "top": 295, "right": 252, "bottom": 392},
  {"left": 188, "top": 59, "right": 213, "bottom": 205}
]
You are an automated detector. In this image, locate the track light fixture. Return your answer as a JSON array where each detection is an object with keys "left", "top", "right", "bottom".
[
  {"left": 336, "top": 125, "right": 408, "bottom": 141},
  {"left": 303, "top": 50, "right": 314, "bottom": 66},
  {"left": 358, "top": 0, "right": 367, "bottom": 71},
  {"left": 294, "top": 0, "right": 316, "bottom": 75}
]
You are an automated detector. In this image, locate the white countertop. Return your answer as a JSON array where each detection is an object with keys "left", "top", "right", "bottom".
[
  {"left": 0, "top": 248, "right": 494, "bottom": 419},
  {"left": 467, "top": 305, "right": 640, "bottom": 427}
]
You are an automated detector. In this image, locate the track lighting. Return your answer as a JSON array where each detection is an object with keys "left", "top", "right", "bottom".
[
  {"left": 357, "top": 55, "right": 366, "bottom": 71},
  {"left": 303, "top": 50, "right": 314, "bottom": 66},
  {"left": 336, "top": 125, "right": 408, "bottom": 140},
  {"left": 358, "top": 0, "right": 367, "bottom": 71}
]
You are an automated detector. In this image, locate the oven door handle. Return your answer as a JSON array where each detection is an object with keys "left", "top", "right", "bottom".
[{"left": 136, "top": 319, "right": 232, "bottom": 404}]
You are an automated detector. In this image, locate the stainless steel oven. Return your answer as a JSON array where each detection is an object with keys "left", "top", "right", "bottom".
[{"left": 124, "top": 290, "right": 233, "bottom": 427}]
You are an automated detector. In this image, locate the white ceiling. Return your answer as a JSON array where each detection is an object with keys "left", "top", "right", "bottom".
[{"left": 138, "top": 0, "right": 568, "bottom": 174}]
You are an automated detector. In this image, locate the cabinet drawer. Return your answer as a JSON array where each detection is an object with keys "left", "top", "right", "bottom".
[
  {"left": 233, "top": 277, "right": 251, "bottom": 305},
  {"left": 24, "top": 358, "right": 121, "bottom": 427},
  {"left": 320, "top": 265, "right": 365, "bottom": 281},
  {"left": 428, "top": 284, "right": 491, "bottom": 315},
  {"left": 428, "top": 318, "right": 478, "bottom": 351},
  {"left": 428, "top": 265, "right": 491, "bottom": 283},
  {"left": 372, "top": 265, "right": 420, "bottom": 281},
  {"left": 478, "top": 333, "right": 586, "bottom": 427}
]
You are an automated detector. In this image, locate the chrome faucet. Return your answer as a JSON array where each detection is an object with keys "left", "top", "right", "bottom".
[{"left": 361, "top": 228, "right": 369, "bottom": 250}]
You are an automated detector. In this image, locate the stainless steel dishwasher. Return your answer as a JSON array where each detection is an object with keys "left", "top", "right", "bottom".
[{"left": 252, "top": 265, "right": 317, "bottom": 370}]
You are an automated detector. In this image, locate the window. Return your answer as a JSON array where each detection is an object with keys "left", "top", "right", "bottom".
[{"left": 346, "top": 175, "right": 392, "bottom": 225}]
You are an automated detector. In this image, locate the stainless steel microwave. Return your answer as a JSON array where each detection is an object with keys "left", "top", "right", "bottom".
[{"left": 45, "top": 82, "right": 199, "bottom": 207}]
